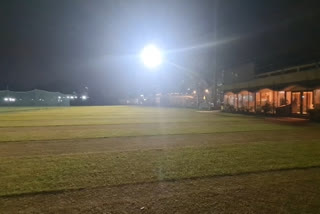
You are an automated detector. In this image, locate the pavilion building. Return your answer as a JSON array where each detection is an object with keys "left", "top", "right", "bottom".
[{"left": 222, "top": 62, "right": 320, "bottom": 116}]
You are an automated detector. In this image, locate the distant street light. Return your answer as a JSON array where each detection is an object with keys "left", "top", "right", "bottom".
[{"left": 140, "top": 44, "right": 163, "bottom": 69}]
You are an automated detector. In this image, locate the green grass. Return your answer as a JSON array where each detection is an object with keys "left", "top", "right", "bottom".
[
  {"left": 1, "top": 141, "right": 320, "bottom": 196},
  {"left": 0, "top": 106, "right": 298, "bottom": 142},
  {"left": 1, "top": 106, "right": 320, "bottom": 213}
]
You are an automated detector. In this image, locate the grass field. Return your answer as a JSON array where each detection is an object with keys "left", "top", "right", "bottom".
[{"left": 1, "top": 106, "right": 320, "bottom": 213}]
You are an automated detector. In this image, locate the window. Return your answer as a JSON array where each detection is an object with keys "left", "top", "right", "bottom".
[
  {"left": 314, "top": 89, "right": 320, "bottom": 108},
  {"left": 277, "top": 91, "right": 286, "bottom": 106}
]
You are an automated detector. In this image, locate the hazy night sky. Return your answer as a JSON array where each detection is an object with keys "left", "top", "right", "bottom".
[{"left": 1, "top": 0, "right": 320, "bottom": 103}]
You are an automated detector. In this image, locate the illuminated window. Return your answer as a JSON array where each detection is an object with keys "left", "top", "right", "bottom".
[{"left": 315, "top": 89, "right": 320, "bottom": 107}]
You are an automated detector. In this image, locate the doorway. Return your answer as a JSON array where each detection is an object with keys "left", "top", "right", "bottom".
[
  {"left": 291, "top": 91, "right": 314, "bottom": 114},
  {"left": 302, "top": 91, "right": 313, "bottom": 114},
  {"left": 291, "top": 92, "right": 301, "bottom": 114}
]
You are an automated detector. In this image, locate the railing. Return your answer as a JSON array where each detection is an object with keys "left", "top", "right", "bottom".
[{"left": 255, "top": 62, "right": 320, "bottom": 79}]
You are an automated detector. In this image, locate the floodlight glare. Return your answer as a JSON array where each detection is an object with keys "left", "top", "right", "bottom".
[{"left": 140, "top": 44, "right": 163, "bottom": 68}]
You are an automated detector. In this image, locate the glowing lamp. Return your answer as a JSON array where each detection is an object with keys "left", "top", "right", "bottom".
[{"left": 140, "top": 44, "right": 163, "bottom": 69}]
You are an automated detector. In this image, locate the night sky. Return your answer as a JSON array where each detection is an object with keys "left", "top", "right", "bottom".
[{"left": 1, "top": 0, "right": 320, "bottom": 104}]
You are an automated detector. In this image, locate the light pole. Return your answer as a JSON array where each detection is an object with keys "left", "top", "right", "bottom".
[{"left": 140, "top": 44, "right": 211, "bottom": 109}]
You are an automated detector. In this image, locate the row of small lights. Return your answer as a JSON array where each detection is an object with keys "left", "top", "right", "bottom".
[
  {"left": 58, "top": 96, "right": 83, "bottom": 100},
  {"left": 139, "top": 89, "right": 210, "bottom": 102},
  {"left": 4, "top": 98, "right": 48, "bottom": 102},
  {"left": 138, "top": 89, "right": 210, "bottom": 102},
  {"left": 3, "top": 95, "right": 87, "bottom": 102},
  {"left": 192, "top": 89, "right": 210, "bottom": 94},
  {"left": 138, "top": 89, "right": 210, "bottom": 98},
  {"left": 192, "top": 89, "right": 210, "bottom": 101},
  {"left": 60, "top": 95, "right": 87, "bottom": 100}
]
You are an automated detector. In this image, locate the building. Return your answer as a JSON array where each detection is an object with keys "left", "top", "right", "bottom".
[
  {"left": 0, "top": 89, "right": 70, "bottom": 106},
  {"left": 159, "top": 93, "right": 196, "bottom": 108},
  {"left": 222, "top": 62, "right": 320, "bottom": 116}
]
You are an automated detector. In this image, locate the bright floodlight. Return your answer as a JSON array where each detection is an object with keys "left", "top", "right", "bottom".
[{"left": 140, "top": 44, "right": 163, "bottom": 68}]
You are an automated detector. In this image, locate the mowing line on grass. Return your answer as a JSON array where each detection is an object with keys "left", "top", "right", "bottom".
[
  {"left": 0, "top": 128, "right": 302, "bottom": 144},
  {"left": 1, "top": 165, "right": 319, "bottom": 199}
]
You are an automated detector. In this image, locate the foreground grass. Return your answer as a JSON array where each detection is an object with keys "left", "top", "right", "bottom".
[
  {"left": 1, "top": 106, "right": 320, "bottom": 213},
  {"left": 1, "top": 140, "right": 320, "bottom": 196},
  {"left": 2, "top": 169, "right": 320, "bottom": 214}
]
